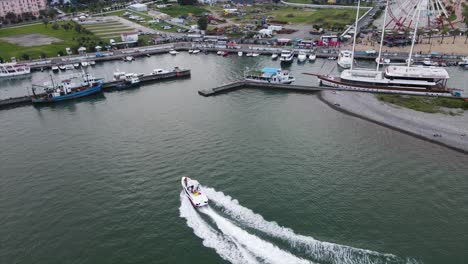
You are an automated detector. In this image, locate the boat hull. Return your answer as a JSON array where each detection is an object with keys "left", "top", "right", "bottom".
[
  {"left": 32, "top": 82, "right": 103, "bottom": 103},
  {"left": 181, "top": 177, "right": 208, "bottom": 208}
]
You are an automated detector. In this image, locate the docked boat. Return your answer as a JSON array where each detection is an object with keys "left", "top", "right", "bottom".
[
  {"left": 51, "top": 66, "right": 59, "bottom": 72},
  {"left": 246, "top": 52, "right": 253, "bottom": 57},
  {"left": 458, "top": 56, "right": 468, "bottom": 67},
  {"left": 238, "top": 51, "right": 243, "bottom": 56},
  {"left": 89, "top": 61, "right": 96, "bottom": 66},
  {"left": 181, "top": 177, "right": 208, "bottom": 208},
  {"left": 31, "top": 72, "right": 103, "bottom": 103},
  {"left": 252, "top": 53, "right": 260, "bottom": 57},
  {"left": 327, "top": 56, "right": 337, "bottom": 60},
  {"left": 279, "top": 50, "right": 294, "bottom": 63},
  {"left": 337, "top": 50, "right": 353, "bottom": 68},
  {"left": 59, "top": 65, "right": 66, "bottom": 71},
  {"left": 217, "top": 51, "right": 223, "bottom": 56},
  {"left": 244, "top": 67, "right": 295, "bottom": 84},
  {"left": 223, "top": 51, "right": 229, "bottom": 57},
  {"left": 81, "top": 61, "right": 89, "bottom": 67},
  {"left": 65, "top": 64, "right": 75, "bottom": 70},
  {"left": 0, "top": 63, "right": 31, "bottom": 78},
  {"left": 192, "top": 49, "right": 200, "bottom": 54},
  {"left": 297, "top": 50, "right": 307, "bottom": 62},
  {"left": 271, "top": 53, "right": 278, "bottom": 60},
  {"left": 309, "top": 53, "right": 316, "bottom": 62},
  {"left": 124, "top": 56, "right": 134, "bottom": 62},
  {"left": 152, "top": 69, "right": 169, "bottom": 75},
  {"left": 73, "top": 63, "right": 80, "bottom": 68},
  {"left": 188, "top": 49, "right": 194, "bottom": 53},
  {"left": 169, "top": 49, "right": 178, "bottom": 55}
]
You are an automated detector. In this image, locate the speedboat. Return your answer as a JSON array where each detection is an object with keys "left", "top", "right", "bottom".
[
  {"left": 51, "top": 65, "right": 59, "bottom": 72},
  {"left": 81, "top": 61, "right": 89, "bottom": 67},
  {"left": 188, "top": 49, "right": 194, "bottom": 53},
  {"left": 192, "top": 49, "right": 200, "bottom": 54},
  {"left": 223, "top": 51, "right": 229, "bottom": 57},
  {"left": 59, "top": 65, "right": 66, "bottom": 71},
  {"left": 217, "top": 51, "right": 223, "bottom": 56},
  {"left": 337, "top": 50, "right": 353, "bottom": 68},
  {"left": 73, "top": 63, "right": 80, "bottom": 68},
  {"left": 271, "top": 53, "right": 278, "bottom": 60},
  {"left": 252, "top": 53, "right": 260, "bottom": 57},
  {"left": 89, "top": 61, "right": 96, "bottom": 66},
  {"left": 309, "top": 53, "right": 316, "bottom": 62},
  {"left": 297, "top": 50, "right": 307, "bottom": 62},
  {"left": 169, "top": 49, "right": 178, "bottom": 55},
  {"left": 181, "top": 177, "right": 208, "bottom": 208},
  {"left": 238, "top": 51, "right": 243, "bottom": 56},
  {"left": 246, "top": 52, "right": 253, "bottom": 57}
]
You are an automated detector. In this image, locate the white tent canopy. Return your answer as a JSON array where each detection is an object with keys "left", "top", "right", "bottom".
[{"left": 78, "top": 47, "right": 87, "bottom": 52}]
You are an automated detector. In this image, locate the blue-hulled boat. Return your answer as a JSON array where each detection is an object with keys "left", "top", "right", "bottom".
[{"left": 31, "top": 73, "right": 103, "bottom": 104}]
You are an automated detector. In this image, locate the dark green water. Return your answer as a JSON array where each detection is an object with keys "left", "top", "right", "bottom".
[{"left": 1, "top": 54, "right": 467, "bottom": 264}]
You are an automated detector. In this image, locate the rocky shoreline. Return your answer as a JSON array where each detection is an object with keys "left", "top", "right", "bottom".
[{"left": 319, "top": 91, "right": 468, "bottom": 154}]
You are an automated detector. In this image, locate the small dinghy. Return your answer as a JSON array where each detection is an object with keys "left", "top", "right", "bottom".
[{"left": 181, "top": 177, "right": 208, "bottom": 208}]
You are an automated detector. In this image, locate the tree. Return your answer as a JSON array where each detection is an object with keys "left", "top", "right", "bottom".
[
  {"left": 178, "top": 0, "right": 196, "bottom": 5},
  {"left": 74, "top": 23, "right": 83, "bottom": 33},
  {"left": 21, "top": 53, "right": 30, "bottom": 61},
  {"left": 198, "top": 16, "right": 208, "bottom": 31},
  {"left": 52, "top": 22, "right": 59, "bottom": 30},
  {"left": 452, "top": 28, "right": 460, "bottom": 44},
  {"left": 43, "top": 18, "right": 49, "bottom": 27},
  {"left": 5, "top": 12, "right": 17, "bottom": 24}
]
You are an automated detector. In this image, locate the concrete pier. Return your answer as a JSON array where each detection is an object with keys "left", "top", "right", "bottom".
[
  {"left": 198, "top": 81, "right": 323, "bottom": 97},
  {"left": 0, "top": 69, "right": 190, "bottom": 110}
]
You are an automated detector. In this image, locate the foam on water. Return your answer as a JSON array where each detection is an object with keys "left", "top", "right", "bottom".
[
  {"left": 179, "top": 192, "right": 258, "bottom": 264},
  {"left": 203, "top": 186, "right": 414, "bottom": 264},
  {"left": 199, "top": 207, "right": 312, "bottom": 264}
]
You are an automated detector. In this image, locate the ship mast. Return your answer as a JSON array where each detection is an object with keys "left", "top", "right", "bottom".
[
  {"left": 407, "top": 1, "right": 421, "bottom": 67},
  {"left": 376, "top": 0, "right": 389, "bottom": 71},
  {"left": 350, "top": 0, "right": 361, "bottom": 70}
]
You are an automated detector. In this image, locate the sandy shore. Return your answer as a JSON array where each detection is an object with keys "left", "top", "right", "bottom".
[{"left": 320, "top": 91, "right": 468, "bottom": 153}]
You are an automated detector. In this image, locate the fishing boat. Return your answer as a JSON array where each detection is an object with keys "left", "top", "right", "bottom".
[
  {"left": 279, "top": 50, "right": 294, "bottom": 63},
  {"left": 169, "top": 49, "right": 178, "bottom": 55},
  {"left": 51, "top": 66, "right": 59, "bottom": 72},
  {"left": 0, "top": 63, "right": 31, "bottom": 78},
  {"left": 271, "top": 53, "right": 278, "bottom": 60},
  {"left": 238, "top": 51, "right": 243, "bottom": 56},
  {"left": 312, "top": 0, "right": 454, "bottom": 94},
  {"left": 309, "top": 53, "right": 316, "bottom": 62},
  {"left": 244, "top": 67, "right": 295, "bottom": 84},
  {"left": 297, "top": 50, "right": 307, "bottom": 62},
  {"left": 31, "top": 71, "right": 103, "bottom": 103},
  {"left": 337, "top": 50, "right": 353, "bottom": 68},
  {"left": 181, "top": 177, "right": 208, "bottom": 208}
]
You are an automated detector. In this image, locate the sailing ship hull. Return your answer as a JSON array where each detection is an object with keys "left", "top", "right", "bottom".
[{"left": 32, "top": 83, "right": 103, "bottom": 103}]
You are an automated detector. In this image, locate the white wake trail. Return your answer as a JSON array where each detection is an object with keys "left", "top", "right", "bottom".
[
  {"left": 203, "top": 187, "right": 409, "bottom": 264},
  {"left": 179, "top": 192, "right": 258, "bottom": 264},
  {"left": 199, "top": 207, "right": 312, "bottom": 264}
]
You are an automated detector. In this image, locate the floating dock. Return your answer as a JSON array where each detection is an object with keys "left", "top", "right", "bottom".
[
  {"left": 198, "top": 81, "right": 323, "bottom": 97},
  {"left": 0, "top": 69, "right": 190, "bottom": 110}
]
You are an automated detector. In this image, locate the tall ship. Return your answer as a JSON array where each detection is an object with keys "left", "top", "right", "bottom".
[
  {"left": 312, "top": 0, "right": 461, "bottom": 96},
  {"left": 0, "top": 63, "right": 31, "bottom": 78},
  {"left": 31, "top": 71, "right": 103, "bottom": 103}
]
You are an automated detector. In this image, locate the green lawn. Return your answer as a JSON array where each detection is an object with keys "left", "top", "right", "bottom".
[
  {"left": 376, "top": 94, "right": 468, "bottom": 114},
  {"left": 0, "top": 22, "right": 102, "bottom": 61},
  {"left": 266, "top": 7, "right": 367, "bottom": 28},
  {"left": 159, "top": 5, "right": 209, "bottom": 17},
  {"left": 101, "top": 9, "right": 185, "bottom": 32},
  {"left": 284, "top": 0, "right": 374, "bottom": 6}
]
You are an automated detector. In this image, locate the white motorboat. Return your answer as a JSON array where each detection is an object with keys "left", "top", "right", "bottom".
[
  {"left": 375, "top": 57, "right": 391, "bottom": 65},
  {"left": 246, "top": 52, "right": 253, "bottom": 57},
  {"left": 297, "top": 50, "right": 307, "bottom": 62},
  {"left": 309, "top": 53, "right": 316, "bottom": 62},
  {"left": 188, "top": 49, "right": 194, "bottom": 53},
  {"left": 113, "top": 71, "right": 126, "bottom": 81},
  {"left": 279, "top": 50, "right": 294, "bottom": 63},
  {"left": 124, "top": 56, "right": 134, "bottom": 62},
  {"left": 244, "top": 67, "right": 295, "bottom": 84},
  {"left": 59, "top": 65, "right": 66, "bottom": 71},
  {"left": 458, "top": 56, "right": 468, "bottom": 67},
  {"left": 181, "top": 177, "right": 208, "bottom": 208},
  {"left": 217, "top": 51, "right": 223, "bottom": 56},
  {"left": 169, "top": 49, "right": 178, "bottom": 55},
  {"left": 152, "top": 69, "right": 169, "bottom": 75},
  {"left": 64, "top": 64, "right": 75, "bottom": 70},
  {"left": 192, "top": 49, "right": 200, "bottom": 54},
  {"left": 73, "top": 63, "right": 80, "bottom": 68},
  {"left": 81, "top": 61, "right": 89, "bottom": 67},
  {"left": 271, "top": 53, "right": 278, "bottom": 60},
  {"left": 422, "top": 58, "right": 433, "bottom": 66},
  {"left": 89, "top": 61, "right": 96, "bottom": 66},
  {"left": 51, "top": 65, "right": 59, "bottom": 72},
  {"left": 327, "top": 56, "right": 337, "bottom": 60},
  {"left": 252, "top": 53, "right": 260, "bottom": 57},
  {"left": 337, "top": 50, "right": 353, "bottom": 68},
  {"left": 238, "top": 51, "right": 243, "bottom": 56}
]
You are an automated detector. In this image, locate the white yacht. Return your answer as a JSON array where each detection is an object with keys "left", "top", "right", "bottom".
[
  {"left": 244, "top": 67, "right": 295, "bottom": 84},
  {"left": 238, "top": 51, "right": 243, "bottom": 56},
  {"left": 279, "top": 50, "right": 294, "bottom": 63},
  {"left": 337, "top": 50, "right": 353, "bottom": 68},
  {"left": 309, "top": 53, "right": 316, "bottom": 62},
  {"left": 297, "top": 50, "right": 307, "bottom": 62},
  {"left": 0, "top": 63, "right": 31, "bottom": 78},
  {"left": 181, "top": 177, "right": 208, "bottom": 208},
  {"left": 271, "top": 53, "right": 278, "bottom": 60},
  {"left": 375, "top": 57, "right": 391, "bottom": 65},
  {"left": 169, "top": 49, "right": 178, "bottom": 55},
  {"left": 252, "top": 53, "right": 260, "bottom": 57}
]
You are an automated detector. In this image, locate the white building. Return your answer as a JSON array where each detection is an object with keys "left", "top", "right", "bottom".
[{"left": 128, "top": 3, "right": 147, "bottom": 12}]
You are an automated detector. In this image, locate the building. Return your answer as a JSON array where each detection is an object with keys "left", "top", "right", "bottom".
[
  {"left": 0, "top": 0, "right": 47, "bottom": 18},
  {"left": 121, "top": 32, "right": 139, "bottom": 43},
  {"left": 128, "top": 3, "right": 148, "bottom": 12}
]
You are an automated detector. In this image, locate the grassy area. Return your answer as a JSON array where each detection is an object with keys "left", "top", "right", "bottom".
[
  {"left": 266, "top": 7, "right": 367, "bottom": 27},
  {"left": 376, "top": 94, "right": 468, "bottom": 114},
  {"left": 101, "top": 9, "right": 185, "bottom": 33},
  {"left": 159, "top": 5, "right": 209, "bottom": 17},
  {"left": 0, "top": 21, "right": 102, "bottom": 61},
  {"left": 285, "top": 0, "right": 374, "bottom": 6}
]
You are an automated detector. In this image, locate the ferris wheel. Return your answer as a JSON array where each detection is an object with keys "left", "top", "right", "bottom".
[{"left": 385, "top": 0, "right": 455, "bottom": 30}]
